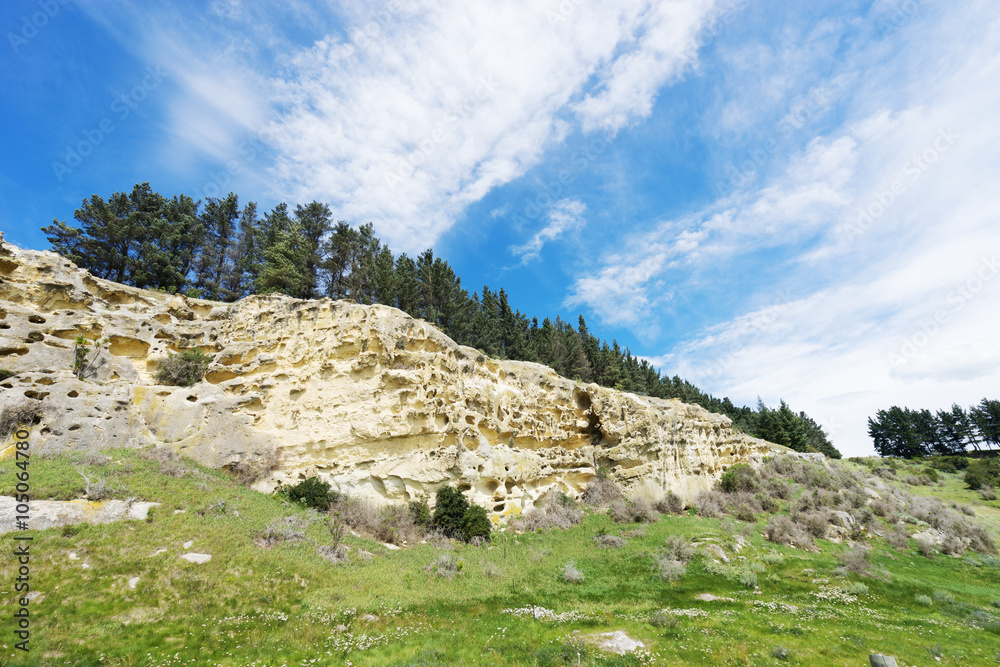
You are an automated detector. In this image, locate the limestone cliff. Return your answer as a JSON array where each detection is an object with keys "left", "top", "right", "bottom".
[{"left": 0, "top": 241, "right": 771, "bottom": 519}]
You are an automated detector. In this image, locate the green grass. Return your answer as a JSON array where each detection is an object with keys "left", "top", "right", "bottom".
[{"left": 2, "top": 450, "right": 1000, "bottom": 665}]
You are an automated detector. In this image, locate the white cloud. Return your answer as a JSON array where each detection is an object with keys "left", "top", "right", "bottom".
[
  {"left": 263, "top": 0, "right": 718, "bottom": 252},
  {"left": 569, "top": 1, "right": 1000, "bottom": 455},
  {"left": 510, "top": 198, "right": 585, "bottom": 262}
]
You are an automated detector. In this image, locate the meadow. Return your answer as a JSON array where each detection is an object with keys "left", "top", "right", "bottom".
[{"left": 1, "top": 448, "right": 999, "bottom": 666}]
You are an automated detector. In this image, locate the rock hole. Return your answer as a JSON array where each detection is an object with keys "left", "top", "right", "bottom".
[
  {"left": 186, "top": 396, "right": 197, "bottom": 402},
  {"left": 493, "top": 504, "right": 505, "bottom": 512},
  {"left": 28, "top": 315, "right": 46, "bottom": 324},
  {"left": 574, "top": 389, "right": 592, "bottom": 411},
  {"left": 67, "top": 390, "right": 79, "bottom": 398},
  {"left": 157, "top": 391, "right": 171, "bottom": 397},
  {"left": 0, "top": 323, "right": 9, "bottom": 329},
  {"left": 465, "top": 415, "right": 475, "bottom": 425},
  {"left": 26, "top": 332, "right": 44, "bottom": 342},
  {"left": 68, "top": 425, "right": 81, "bottom": 431}
]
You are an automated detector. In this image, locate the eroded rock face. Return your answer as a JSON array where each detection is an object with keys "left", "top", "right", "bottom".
[{"left": 0, "top": 242, "right": 771, "bottom": 519}]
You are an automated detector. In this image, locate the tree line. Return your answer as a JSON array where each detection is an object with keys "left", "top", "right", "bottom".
[
  {"left": 44, "top": 183, "right": 841, "bottom": 458},
  {"left": 868, "top": 399, "right": 1000, "bottom": 457}
]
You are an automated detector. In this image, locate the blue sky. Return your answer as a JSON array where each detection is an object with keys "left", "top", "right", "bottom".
[{"left": 2, "top": 0, "right": 999, "bottom": 456}]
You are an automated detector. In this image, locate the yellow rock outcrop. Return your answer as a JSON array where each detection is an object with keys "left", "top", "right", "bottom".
[{"left": 0, "top": 241, "right": 771, "bottom": 518}]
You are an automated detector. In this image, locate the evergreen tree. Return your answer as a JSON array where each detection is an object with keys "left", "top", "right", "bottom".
[
  {"left": 256, "top": 204, "right": 310, "bottom": 297},
  {"left": 294, "top": 201, "right": 333, "bottom": 298}
]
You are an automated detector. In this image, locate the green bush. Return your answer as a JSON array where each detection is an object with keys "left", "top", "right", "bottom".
[
  {"left": 156, "top": 349, "right": 213, "bottom": 386},
  {"left": 461, "top": 504, "right": 492, "bottom": 543},
  {"left": 408, "top": 498, "right": 431, "bottom": 527},
  {"left": 432, "top": 486, "right": 469, "bottom": 537},
  {"left": 965, "top": 458, "right": 1000, "bottom": 490},
  {"left": 720, "top": 463, "right": 758, "bottom": 493},
  {"left": 431, "top": 485, "right": 490, "bottom": 543},
  {"left": 927, "top": 455, "right": 971, "bottom": 473},
  {"left": 279, "top": 476, "right": 338, "bottom": 511}
]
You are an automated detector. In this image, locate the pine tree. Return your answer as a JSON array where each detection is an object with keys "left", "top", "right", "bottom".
[{"left": 294, "top": 201, "right": 333, "bottom": 298}]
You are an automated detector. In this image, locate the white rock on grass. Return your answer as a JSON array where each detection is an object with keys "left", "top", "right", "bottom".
[
  {"left": 180, "top": 553, "right": 211, "bottom": 564},
  {"left": 183, "top": 540, "right": 194, "bottom": 549},
  {"left": 704, "top": 544, "right": 729, "bottom": 563},
  {"left": 128, "top": 577, "right": 140, "bottom": 589}
]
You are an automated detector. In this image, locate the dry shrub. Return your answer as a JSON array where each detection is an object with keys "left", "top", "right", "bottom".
[
  {"left": 886, "top": 524, "right": 910, "bottom": 550},
  {"left": 78, "top": 451, "right": 111, "bottom": 467},
  {"left": 795, "top": 511, "right": 832, "bottom": 539},
  {"left": 607, "top": 497, "right": 657, "bottom": 524},
  {"left": 662, "top": 535, "right": 696, "bottom": 563},
  {"left": 594, "top": 534, "right": 626, "bottom": 548},
  {"left": 655, "top": 556, "right": 686, "bottom": 582},
  {"left": 764, "top": 515, "right": 814, "bottom": 549},
  {"left": 981, "top": 486, "right": 997, "bottom": 501},
  {"left": 608, "top": 499, "right": 631, "bottom": 523},
  {"left": 941, "top": 535, "right": 966, "bottom": 557},
  {"left": 316, "top": 545, "right": 349, "bottom": 563},
  {"left": 0, "top": 401, "right": 40, "bottom": 439},
  {"left": 914, "top": 535, "right": 937, "bottom": 558},
  {"left": 954, "top": 503, "right": 975, "bottom": 517},
  {"left": 513, "top": 493, "right": 585, "bottom": 532},
  {"left": 482, "top": 561, "right": 503, "bottom": 578},
  {"left": 905, "top": 474, "right": 934, "bottom": 486},
  {"left": 582, "top": 477, "right": 624, "bottom": 506},
  {"left": 764, "top": 478, "right": 792, "bottom": 500},
  {"left": 836, "top": 545, "right": 873, "bottom": 577},
  {"left": 258, "top": 516, "right": 308, "bottom": 548},
  {"left": 425, "top": 552, "right": 462, "bottom": 579},
  {"left": 138, "top": 446, "right": 177, "bottom": 464},
  {"left": 874, "top": 467, "right": 896, "bottom": 480},
  {"left": 694, "top": 490, "right": 726, "bottom": 518},
  {"left": 228, "top": 448, "right": 280, "bottom": 486},
  {"left": 160, "top": 459, "right": 187, "bottom": 478},
  {"left": 869, "top": 498, "right": 894, "bottom": 517},
  {"left": 655, "top": 491, "right": 685, "bottom": 514},
  {"left": 329, "top": 495, "right": 422, "bottom": 545}
]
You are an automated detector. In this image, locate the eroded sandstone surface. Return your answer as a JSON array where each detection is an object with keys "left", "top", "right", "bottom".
[{"left": 0, "top": 240, "right": 771, "bottom": 519}]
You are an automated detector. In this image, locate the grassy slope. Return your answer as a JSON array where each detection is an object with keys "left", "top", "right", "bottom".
[{"left": 1, "top": 452, "right": 999, "bottom": 666}]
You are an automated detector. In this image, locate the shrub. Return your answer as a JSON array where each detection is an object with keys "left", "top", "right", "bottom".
[
  {"left": 461, "top": 504, "right": 491, "bottom": 543},
  {"left": 886, "top": 524, "right": 910, "bottom": 550},
  {"left": 0, "top": 401, "right": 40, "bottom": 439},
  {"left": 915, "top": 594, "right": 934, "bottom": 606},
  {"left": 561, "top": 560, "right": 584, "bottom": 583},
  {"left": 316, "top": 545, "right": 349, "bottom": 563},
  {"left": 408, "top": 498, "right": 431, "bottom": 527},
  {"left": 594, "top": 534, "right": 626, "bottom": 548},
  {"left": 965, "top": 458, "right": 1000, "bottom": 490},
  {"left": 981, "top": 485, "right": 997, "bottom": 501},
  {"left": 914, "top": 535, "right": 937, "bottom": 558},
  {"left": 796, "top": 511, "right": 832, "bottom": 539},
  {"left": 581, "top": 476, "right": 624, "bottom": 506},
  {"left": 425, "top": 552, "right": 462, "bottom": 579},
  {"left": 257, "top": 516, "right": 308, "bottom": 547},
  {"left": 608, "top": 499, "right": 631, "bottom": 523},
  {"left": 771, "top": 646, "right": 793, "bottom": 661},
  {"left": 694, "top": 490, "right": 726, "bottom": 518},
  {"left": 927, "top": 455, "right": 971, "bottom": 473},
  {"left": 764, "top": 515, "right": 814, "bottom": 549},
  {"left": 280, "top": 476, "right": 337, "bottom": 511},
  {"left": 836, "top": 545, "right": 873, "bottom": 577},
  {"left": 155, "top": 349, "right": 213, "bottom": 386},
  {"left": 513, "top": 493, "right": 584, "bottom": 532},
  {"left": 432, "top": 485, "right": 469, "bottom": 537},
  {"left": 655, "top": 556, "right": 686, "bottom": 582},
  {"left": 655, "top": 490, "right": 685, "bottom": 514},
  {"left": 649, "top": 611, "right": 680, "bottom": 629},
  {"left": 720, "top": 463, "right": 758, "bottom": 493},
  {"left": 227, "top": 448, "right": 280, "bottom": 486},
  {"left": 662, "top": 535, "right": 696, "bottom": 563}
]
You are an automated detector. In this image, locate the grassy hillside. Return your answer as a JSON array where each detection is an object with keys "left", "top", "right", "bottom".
[{"left": 1, "top": 449, "right": 999, "bottom": 666}]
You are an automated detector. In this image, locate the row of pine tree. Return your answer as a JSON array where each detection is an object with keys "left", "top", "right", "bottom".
[
  {"left": 44, "top": 183, "right": 840, "bottom": 458},
  {"left": 868, "top": 400, "right": 1000, "bottom": 458}
]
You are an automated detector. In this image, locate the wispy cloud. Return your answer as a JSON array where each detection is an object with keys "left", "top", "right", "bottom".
[
  {"left": 510, "top": 198, "right": 585, "bottom": 262},
  {"left": 570, "top": 1, "right": 1000, "bottom": 453}
]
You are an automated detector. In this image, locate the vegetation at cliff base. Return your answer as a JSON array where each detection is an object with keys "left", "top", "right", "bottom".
[
  {"left": 3, "top": 448, "right": 999, "bottom": 665},
  {"left": 43, "top": 182, "right": 840, "bottom": 457}
]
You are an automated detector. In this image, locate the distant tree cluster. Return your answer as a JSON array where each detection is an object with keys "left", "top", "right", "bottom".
[
  {"left": 45, "top": 183, "right": 840, "bottom": 458},
  {"left": 868, "top": 399, "right": 1000, "bottom": 457}
]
